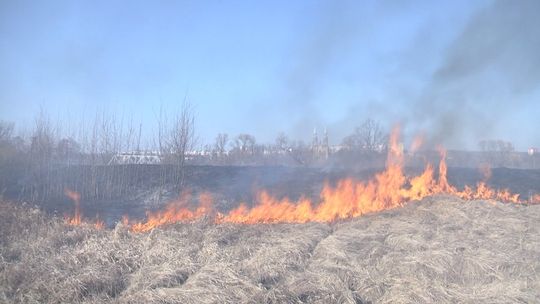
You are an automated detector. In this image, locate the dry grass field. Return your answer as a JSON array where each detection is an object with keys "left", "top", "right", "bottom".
[{"left": 1, "top": 196, "right": 539, "bottom": 303}]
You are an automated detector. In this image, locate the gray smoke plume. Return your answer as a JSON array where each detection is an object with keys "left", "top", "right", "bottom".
[
  {"left": 409, "top": 0, "right": 540, "bottom": 149},
  {"left": 279, "top": 1, "right": 364, "bottom": 140}
]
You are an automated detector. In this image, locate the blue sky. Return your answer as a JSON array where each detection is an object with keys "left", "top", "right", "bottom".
[{"left": 1, "top": 0, "right": 539, "bottom": 150}]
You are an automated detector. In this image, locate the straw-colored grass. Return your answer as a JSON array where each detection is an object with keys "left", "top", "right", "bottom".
[{"left": 1, "top": 196, "right": 539, "bottom": 303}]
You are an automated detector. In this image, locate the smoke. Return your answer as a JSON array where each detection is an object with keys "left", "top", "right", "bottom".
[
  {"left": 408, "top": 0, "right": 540, "bottom": 149},
  {"left": 282, "top": 0, "right": 540, "bottom": 150},
  {"left": 278, "top": 1, "right": 365, "bottom": 140}
]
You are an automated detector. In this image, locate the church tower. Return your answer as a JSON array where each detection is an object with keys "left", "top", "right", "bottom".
[
  {"left": 312, "top": 128, "right": 319, "bottom": 152},
  {"left": 323, "top": 128, "right": 329, "bottom": 159}
]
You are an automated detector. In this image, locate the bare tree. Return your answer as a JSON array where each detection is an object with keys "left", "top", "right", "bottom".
[
  {"left": 0, "top": 121, "right": 14, "bottom": 142},
  {"left": 155, "top": 105, "right": 169, "bottom": 157},
  {"left": 97, "top": 110, "right": 121, "bottom": 164},
  {"left": 479, "top": 139, "right": 515, "bottom": 167},
  {"left": 29, "top": 109, "right": 57, "bottom": 200},
  {"left": 288, "top": 140, "right": 310, "bottom": 166},
  {"left": 57, "top": 138, "right": 81, "bottom": 161},
  {"left": 167, "top": 100, "right": 197, "bottom": 186},
  {"left": 214, "top": 133, "right": 229, "bottom": 160},
  {"left": 342, "top": 119, "right": 387, "bottom": 153},
  {"left": 30, "top": 110, "right": 55, "bottom": 159},
  {"left": 233, "top": 134, "right": 256, "bottom": 155},
  {"left": 275, "top": 132, "right": 289, "bottom": 152},
  {"left": 0, "top": 121, "right": 16, "bottom": 195}
]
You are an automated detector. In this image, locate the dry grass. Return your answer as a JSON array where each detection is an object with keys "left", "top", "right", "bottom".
[{"left": 1, "top": 196, "right": 539, "bottom": 303}]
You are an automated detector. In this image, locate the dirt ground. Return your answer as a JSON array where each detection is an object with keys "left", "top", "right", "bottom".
[{"left": 1, "top": 196, "right": 539, "bottom": 303}]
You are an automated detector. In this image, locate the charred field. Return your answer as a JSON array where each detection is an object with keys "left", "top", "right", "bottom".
[{"left": 1, "top": 195, "right": 539, "bottom": 303}]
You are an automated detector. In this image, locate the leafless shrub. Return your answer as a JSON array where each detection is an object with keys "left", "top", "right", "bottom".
[
  {"left": 275, "top": 133, "right": 289, "bottom": 152},
  {"left": 479, "top": 139, "right": 515, "bottom": 167},
  {"left": 233, "top": 134, "right": 256, "bottom": 155},
  {"left": 0, "top": 122, "right": 14, "bottom": 143},
  {"left": 213, "top": 133, "right": 229, "bottom": 163},
  {"left": 158, "top": 100, "right": 197, "bottom": 186},
  {"left": 342, "top": 119, "right": 388, "bottom": 153}
]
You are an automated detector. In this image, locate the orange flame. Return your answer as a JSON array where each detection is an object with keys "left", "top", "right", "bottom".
[
  {"left": 130, "top": 192, "right": 214, "bottom": 232},
  {"left": 126, "top": 126, "right": 537, "bottom": 231},
  {"left": 64, "top": 188, "right": 105, "bottom": 229},
  {"left": 94, "top": 217, "right": 105, "bottom": 230},
  {"left": 121, "top": 215, "right": 130, "bottom": 226},
  {"left": 64, "top": 188, "right": 82, "bottom": 226}
]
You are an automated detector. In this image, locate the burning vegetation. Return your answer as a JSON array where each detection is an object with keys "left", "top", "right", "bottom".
[
  {"left": 1, "top": 194, "right": 539, "bottom": 303},
  {"left": 63, "top": 127, "right": 537, "bottom": 233},
  {"left": 64, "top": 188, "right": 104, "bottom": 229}
]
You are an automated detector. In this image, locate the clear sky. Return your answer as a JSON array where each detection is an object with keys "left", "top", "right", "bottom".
[{"left": 1, "top": 0, "right": 539, "bottom": 150}]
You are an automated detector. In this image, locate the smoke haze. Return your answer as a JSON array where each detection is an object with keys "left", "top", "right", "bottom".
[
  {"left": 276, "top": 0, "right": 540, "bottom": 150},
  {"left": 1, "top": 0, "right": 539, "bottom": 150},
  {"left": 408, "top": 0, "right": 540, "bottom": 149}
]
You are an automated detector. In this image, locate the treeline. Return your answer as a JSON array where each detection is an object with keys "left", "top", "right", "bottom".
[
  {"left": 202, "top": 119, "right": 390, "bottom": 166},
  {"left": 1, "top": 105, "right": 527, "bottom": 204},
  {"left": 0, "top": 106, "right": 392, "bottom": 203},
  {"left": 0, "top": 103, "right": 198, "bottom": 202}
]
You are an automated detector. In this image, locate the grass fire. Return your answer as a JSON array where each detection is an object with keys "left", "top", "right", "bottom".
[
  {"left": 62, "top": 127, "right": 535, "bottom": 234},
  {"left": 2, "top": 0, "right": 540, "bottom": 303}
]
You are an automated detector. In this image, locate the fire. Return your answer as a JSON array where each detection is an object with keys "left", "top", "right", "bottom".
[
  {"left": 130, "top": 192, "right": 214, "bottom": 232},
  {"left": 127, "top": 126, "right": 538, "bottom": 231},
  {"left": 64, "top": 188, "right": 105, "bottom": 229},
  {"left": 121, "top": 215, "right": 130, "bottom": 226},
  {"left": 64, "top": 188, "right": 82, "bottom": 226},
  {"left": 94, "top": 217, "right": 105, "bottom": 230},
  {"left": 430, "top": 151, "right": 520, "bottom": 203}
]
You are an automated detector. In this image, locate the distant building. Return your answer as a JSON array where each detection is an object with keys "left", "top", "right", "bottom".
[
  {"left": 108, "top": 151, "right": 162, "bottom": 165},
  {"left": 330, "top": 145, "right": 346, "bottom": 154},
  {"left": 312, "top": 128, "right": 330, "bottom": 159},
  {"left": 185, "top": 149, "right": 212, "bottom": 160}
]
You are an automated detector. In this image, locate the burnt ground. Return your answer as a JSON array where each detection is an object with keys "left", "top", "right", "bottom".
[{"left": 35, "top": 165, "right": 540, "bottom": 227}]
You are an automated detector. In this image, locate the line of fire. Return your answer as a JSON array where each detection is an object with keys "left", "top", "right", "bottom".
[{"left": 49, "top": 126, "right": 538, "bottom": 232}]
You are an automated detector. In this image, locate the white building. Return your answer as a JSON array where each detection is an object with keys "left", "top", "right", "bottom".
[{"left": 108, "top": 151, "right": 162, "bottom": 165}]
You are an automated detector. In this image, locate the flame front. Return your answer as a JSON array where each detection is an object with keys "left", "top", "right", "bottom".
[
  {"left": 130, "top": 192, "right": 214, "bottom": 232},
  {"left": 129, "top": 126, "right": 537, "bottom": 231}
]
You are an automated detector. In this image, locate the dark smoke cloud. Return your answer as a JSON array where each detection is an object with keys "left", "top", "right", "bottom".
[{"left": 408, "top": 0, "right": 540, "bottom": 149}]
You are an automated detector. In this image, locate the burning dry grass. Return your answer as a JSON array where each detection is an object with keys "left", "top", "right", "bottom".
[
  {"left": 120, "top": 129, "right": 533, "bottom": 232},
  {"left": 1, "top": 197, "right": 539, "bottom": 303}
]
